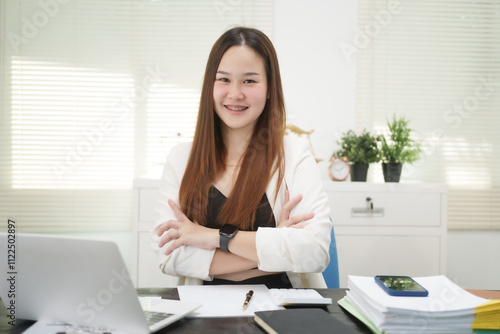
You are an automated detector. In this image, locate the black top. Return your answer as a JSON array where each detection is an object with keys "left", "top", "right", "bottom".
[
  {"left": 206, "top": 185, "right": 276, "bottom": 230},
  {"left": 204, "top": 186, "right": 292, "bottom": 288}
]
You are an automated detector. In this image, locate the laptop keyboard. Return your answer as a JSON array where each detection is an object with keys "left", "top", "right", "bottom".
[{"left": 144, "top": 310, "right": 174, "bottom": 326}]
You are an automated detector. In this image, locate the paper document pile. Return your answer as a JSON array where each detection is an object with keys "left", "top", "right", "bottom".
[{"left": 339, "top": 275, "right": 500, "bottom": 334}]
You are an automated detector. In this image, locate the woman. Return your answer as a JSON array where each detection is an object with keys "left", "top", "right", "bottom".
[{"left": 152, "top": 27, "right": 332, "bottom": 288}]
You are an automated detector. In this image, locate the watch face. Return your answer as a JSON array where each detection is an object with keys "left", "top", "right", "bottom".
[
  {"left": 220, "top": 224, "right": 239, "bottom": 236},
  {"left": 329, "top": 160, "right": 350, "bottom": 181}
]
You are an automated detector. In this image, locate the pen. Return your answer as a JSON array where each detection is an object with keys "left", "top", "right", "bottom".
[{"left": 242, "top": 290, "right": 254, "bottom": 310}]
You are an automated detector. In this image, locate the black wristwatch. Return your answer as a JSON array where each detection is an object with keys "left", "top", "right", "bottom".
[{"left": 219, "top": 224, "right": 239, "bottom": 252}]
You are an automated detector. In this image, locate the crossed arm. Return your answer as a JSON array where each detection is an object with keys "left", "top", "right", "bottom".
[{"left": 155, "top": 191, "right": 313, "bottom": 276}]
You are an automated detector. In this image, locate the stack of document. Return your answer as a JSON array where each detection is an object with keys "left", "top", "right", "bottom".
[{"left": 339, "top": 275, "right": 500, "bottom": 334}]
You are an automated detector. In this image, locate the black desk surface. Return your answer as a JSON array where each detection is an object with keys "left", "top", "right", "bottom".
[{"left": 1, "top": 288, "right": 372, "bottom": 334}]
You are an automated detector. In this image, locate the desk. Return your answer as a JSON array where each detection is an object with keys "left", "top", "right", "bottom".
[{"left": 0, "top": 288, "right": 371, "bottom": 334}]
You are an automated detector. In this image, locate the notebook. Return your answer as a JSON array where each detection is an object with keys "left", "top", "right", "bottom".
[
  {"left": 0, "top": 233, "right": 201, "bottom": 333},
  {"left": 254, "top": 308, "right": 359, "bottom": 334}
]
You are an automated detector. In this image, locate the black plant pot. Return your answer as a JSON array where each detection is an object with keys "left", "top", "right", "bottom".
[
  {"left": 350, "top": 163, "right": 369, "bottom": 182},
  {"left": 382, "top": 162, "right": 402, "bottom": 183}
]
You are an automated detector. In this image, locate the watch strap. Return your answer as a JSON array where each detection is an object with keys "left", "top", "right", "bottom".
[
  {"left": 219, "top": 224, "right": 238, "bottom": 253},
  {"left": 220, "top": 234, "right": 231, "bottom": 252}
]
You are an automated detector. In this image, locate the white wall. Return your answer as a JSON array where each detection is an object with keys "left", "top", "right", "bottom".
[
  {"left": 273, "top": 0, "right": 357, "bottom": 176},
  {"left": 447, "top": 230, "right": 500, "bottom": 290}
]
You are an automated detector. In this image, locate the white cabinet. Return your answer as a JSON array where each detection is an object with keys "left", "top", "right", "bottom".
[
  {"left": 131, "top": 179, "right": 447, "bottom": 288},
  {"left": 325, "top": 182, "right": 447, "bottom": 288},
  {"left": 131, "top": 179, "right": 179, "bottom": 288}
]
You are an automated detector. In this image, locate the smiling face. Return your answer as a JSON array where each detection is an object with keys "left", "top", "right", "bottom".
[{"left": 213, "top": 45, "right": 268, "bottom": 139}]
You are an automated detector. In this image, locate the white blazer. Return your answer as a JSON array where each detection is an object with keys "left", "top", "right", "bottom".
[{"left": 151, "top": 135, "right": 332, "bottom": 288}]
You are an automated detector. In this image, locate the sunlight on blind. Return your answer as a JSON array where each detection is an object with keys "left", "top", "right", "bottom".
[
  {"left": 11, "top": 58, "right": 135, "bottom": 190},
  {"left": 356, "top": 0, "right": 500, "bottom": 229},
  {"left": 146, "top": 84, "right": 199, "bottom": 177},
  {"left": 1, "top": 0, "right": 273, "bottom": 232},
  {"left": 442, "top": 138, "right": 493, "bottom": 188}
]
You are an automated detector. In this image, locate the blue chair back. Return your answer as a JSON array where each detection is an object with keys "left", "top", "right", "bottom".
[{"left": 322, "top": 221, "right": 340, "bottom": 288}]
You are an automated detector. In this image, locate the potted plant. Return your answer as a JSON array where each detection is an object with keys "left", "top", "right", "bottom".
[
  {"left": 379, "top": 115, "right": 421, "bottom": 182},
  {"left": 334, "top": 130, "right": 381, "bottom": 181}
]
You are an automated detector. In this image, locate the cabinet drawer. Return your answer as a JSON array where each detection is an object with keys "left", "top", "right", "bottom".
[
  {"left": 328, "top": 191, "right": 442, "bottom": 227},
  {"left": 139, "top": 188, "right": 159, "bottom": 222},
  {"left": 137, "top": 232, "right": 179, "bottom": 288}
]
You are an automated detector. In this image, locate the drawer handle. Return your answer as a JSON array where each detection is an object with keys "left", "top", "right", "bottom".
[{"left": 351, "top": 197, "right": 384, "bottom": 217}]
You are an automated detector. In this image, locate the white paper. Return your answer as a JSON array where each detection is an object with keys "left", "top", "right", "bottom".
[
  {"left": 138, "top": 296, "right": 163, "bottom": 310},
  {"left": 22, "top": 321, "right": 133, "bottom": 334},
  {"left": 177, "top": 284, "right": 282, "bottom": 318},
  {"left": 345, "top": 275, "right": 490, "bottom": 334}
]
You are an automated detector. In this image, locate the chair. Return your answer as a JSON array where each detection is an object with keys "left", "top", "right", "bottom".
[{"left": 322, "top": 222, "right": 340, "bottom": 288}]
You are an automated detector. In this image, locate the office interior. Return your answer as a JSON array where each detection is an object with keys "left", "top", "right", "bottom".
[{"left": 1, "top": 0, "right": 499, "bottom": 291}]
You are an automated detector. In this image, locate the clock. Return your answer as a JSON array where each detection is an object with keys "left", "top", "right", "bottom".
[{"left": 328, "top": 156, "right": 350, "bottom": 181}]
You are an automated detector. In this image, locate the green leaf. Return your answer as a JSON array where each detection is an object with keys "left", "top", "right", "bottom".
[
  {"left": 380, "top": 115, "right": 421, "bottom": 164},
  {"left": 334, "top": 129, "right": 381, "bottom": 163}
]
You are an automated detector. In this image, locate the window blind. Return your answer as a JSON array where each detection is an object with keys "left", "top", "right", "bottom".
[
  {"left": 0, "top": 0, "right": 272, "bottom": 232},
  {"left": 355, "top": 0, "right": 500, "bottom": 229}
]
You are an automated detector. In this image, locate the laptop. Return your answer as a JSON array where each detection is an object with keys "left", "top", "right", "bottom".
[{"left": 0, "top": 233, "right": 201, "bottom": 333}]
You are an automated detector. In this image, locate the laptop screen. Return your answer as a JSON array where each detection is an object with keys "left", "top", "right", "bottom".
[{"left": 0, "top": 234, "right": 151, "bottom": 333}]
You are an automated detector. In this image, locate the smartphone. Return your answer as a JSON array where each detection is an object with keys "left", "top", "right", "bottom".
[{"left": 374, "top": 275, "right": 429, "bottom": 297}]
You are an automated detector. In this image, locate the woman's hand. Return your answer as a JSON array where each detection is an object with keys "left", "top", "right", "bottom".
[
  {"left": 156, "top": 200, "right": 219, "bottom": 255},
  {"left": 277, "top": 190, "right": 314, "bottom": 228}
]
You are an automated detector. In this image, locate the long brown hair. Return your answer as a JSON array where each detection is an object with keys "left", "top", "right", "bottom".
[{"left": 179, "top": 27, "right": 286, "bottom": 230}]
